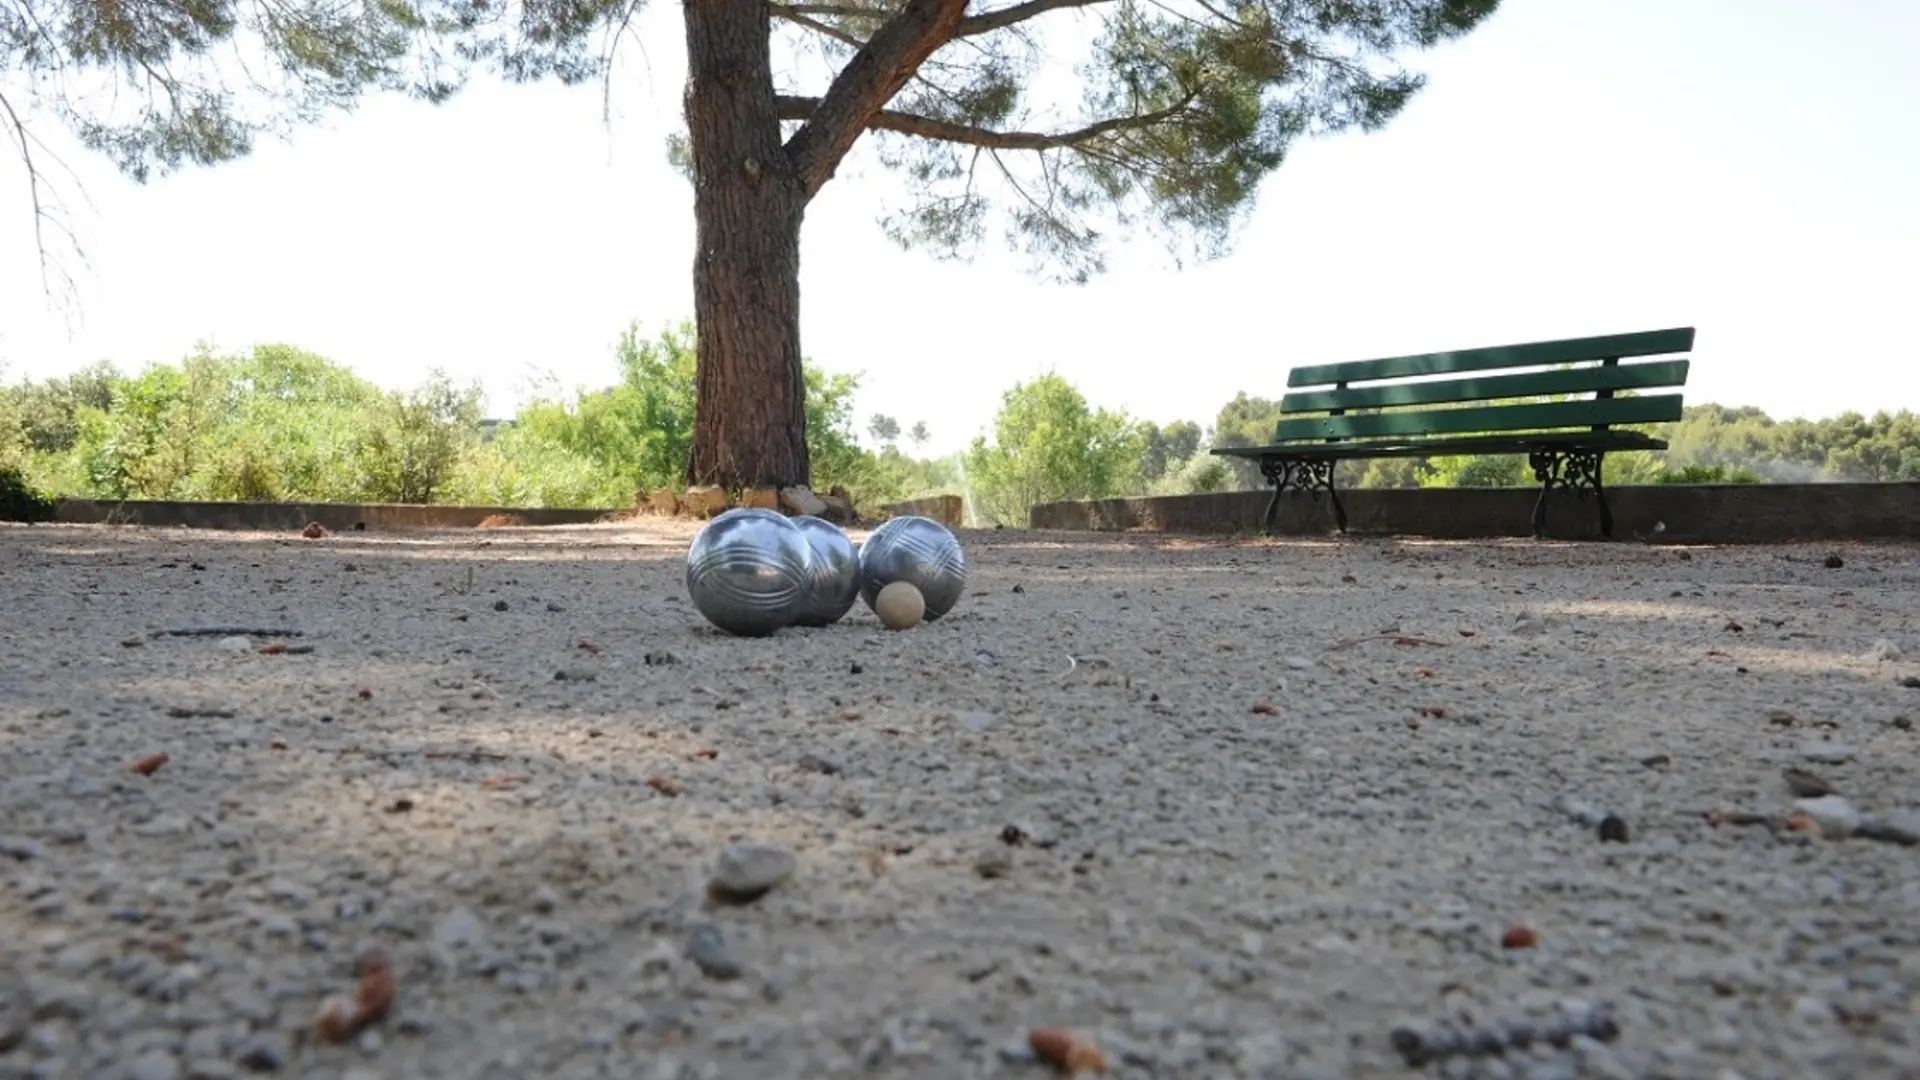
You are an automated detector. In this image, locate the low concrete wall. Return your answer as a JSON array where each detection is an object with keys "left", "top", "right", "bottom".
[
  {"left": 54, "top": 499, "right": 616, "bottom": 532},
  {"left": 882, "top": 494, "right": 963, "bottom": 528},
  {"left": 1029, "top": 483, "right": 1920, "bottom": 544}
]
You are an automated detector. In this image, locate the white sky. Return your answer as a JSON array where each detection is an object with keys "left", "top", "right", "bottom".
[{"left": 2, "top": 0, "right": 1916, "bottom": 459}]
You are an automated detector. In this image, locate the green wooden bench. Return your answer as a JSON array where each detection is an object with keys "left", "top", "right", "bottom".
[{"left": 1211, "top": 327, "right": 1694, "bottom": 539}]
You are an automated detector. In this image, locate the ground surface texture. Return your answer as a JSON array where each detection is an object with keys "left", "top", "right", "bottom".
[{"left": 2, "top": 521, "right": 1918, "bottom": 1080}]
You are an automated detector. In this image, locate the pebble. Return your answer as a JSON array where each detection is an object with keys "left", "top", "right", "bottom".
[
  {"left": 707, "top": 845, "right": 796, "bottom": 903},
  {"left": 1857, "top": 810, "right": 1920, "bottom": 846},
  {"left": 1793, "top": 796, "right": 1861, "bottom": 838},
  {"left": 685, "top": 923, "right": 743, "bottom": 980},
  {"left": 218, "top": 988, "right": 273, "bottom": 1025},
  {"left": 234, "top": 1033, "right": 289, "bottom": 1072},
  {"left": 127, "top": 1050, "right": 182, "bottom": 1080},
  {"left": 997, "top": 1040, "right": 1038, "bottom": 1066},
  {"left": 432, "top": 906, "right": 489, "bottom": 950},
  {"left": 1800, "top": 742, "right": 1855, "bottom": 765},
  {"left": 796, "top": 753, "right": 840, "bottom": 776},
  {"left": 216, "top": 636, "right": 251, "bottom": 652},
  {"left": 1512, "top": 613, "right": 1548, "bottom": 636},
  {"left": 0, "top": 837, "right": 45, "bottom": 861},
  {"left": 1782, "top": 768, "right": 1833, "bottom": 797},
  {"left": 1571, "top": 1034, "right": 1634, "bottom": 1080},
  {"left": 974, "top": 850, "right": 1012, "bottom": 879},
  {"left": 956, "top": 710, "right": 998, "bottom": 733}
]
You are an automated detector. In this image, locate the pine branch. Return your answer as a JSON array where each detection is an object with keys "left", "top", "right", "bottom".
[
  {"left": 770, "top": 0, "right": 1112, "bottom": 36},
  {"left": 776, "top": 93, "right": 1194, "bottom": 151},
  {"left": 955, "top": 0, "right": 1113, "bottom": 37},
  {"left": 0, "top": 86, "right": 84, "bottom": 318},
  {"left": 770, "top": 6, "right": 867, "bottom": 48},
  {"left": 783, "top": 0, "right": 970, "bottom": 199}
]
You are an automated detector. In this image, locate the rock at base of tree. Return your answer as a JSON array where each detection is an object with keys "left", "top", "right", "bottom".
[
  {"left": 477, "top": 513, "right": 527, "bottom": 529},
  {"left": 742, "top": 488, "right": 780, "bottom": 511},
  {"left": 825, "top": 485, "right": 859, "bottom": 524},
  {"left": 817, "top": 493, "right": 852, "bottom": 524},
  {"left": 648, "top": 488, "right": 680, "bottom": 516},
  {"left": 779, "top": 486, "right": 829, "bottom": 517},
  {"left": 683, "top": 486, "right": 729, "bottom": 518}
]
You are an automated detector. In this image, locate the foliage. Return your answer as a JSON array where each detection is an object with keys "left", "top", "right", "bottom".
[
  {"left": 8, "top": 329, "right": 1913, "bottom": 523},
  {"left": 964, "top": 373, "right": 1144, "bottom": 525},
  {"left": 1654, "top": 463, "right": 1762, "bottom": 485},
  {"left": 0, "top": 322, "right": 956, "bottom": 512},
  {"left": 838, "top": 0, "right": 1503, "bottom": 282},
  {"left": 1422, "top": 453, "right": 1529, "bottom": 488},
  {"left": 353, "top": 372, "right": 486, "bottom": 504},
  {"left": 1138, "top": 420, "right": 1204, "bottom": 487},
  {"left": 1208, "top": 392, "right": 1284, "bottom": 489},
  {"left": 1171, "top": 451, "right": 1231, "bottom": 495},
  {"left": 0, "top": 463, "right": 57, "bottom": 522},
  {"left": 0, "top": 345, "right": 478, "bottom": 504},
  {"left": 2, "top": 0, "right": 638, "bottom": 300},
  {"left": 468, "top": 319, "right": 890, "bottom": 507}
]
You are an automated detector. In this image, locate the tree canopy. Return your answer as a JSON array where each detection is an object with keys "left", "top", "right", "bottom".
[{"left": 7, "top": 0, "right": 1502, "bottom": 276}]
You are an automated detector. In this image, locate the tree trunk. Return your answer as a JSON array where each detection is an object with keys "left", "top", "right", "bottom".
[{"left": 682, "top": 0, "right": 810, "bottom": 490}]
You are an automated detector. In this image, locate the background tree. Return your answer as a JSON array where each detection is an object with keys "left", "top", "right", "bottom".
[
  {"left": 1139, "top": 419, "right": 1204, "bottom": 484},
  {"left": 867, "top": 413, "right": 902, "bottom": 447},
  {"left": 965, "top": 372, "right": 1142, "bottom": 525},
  {"left": 1209, "top": 392, "right": 1284, "bottom": 488},
  {"left": 349, "top": 371, "right": 485, "bottom": 505},
  {"left": 908, "top": 420, "right": 930, "bottom": 450},
  {"left": 5, "top": 0, "right": 1503, "bottom": 489}
]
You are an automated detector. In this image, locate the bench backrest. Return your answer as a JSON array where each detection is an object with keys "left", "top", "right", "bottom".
[{"left": 1272, "top": 327, "right": 1694, "bottom": 444}]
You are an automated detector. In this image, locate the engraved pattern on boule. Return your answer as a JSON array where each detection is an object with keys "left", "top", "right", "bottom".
[
  {"left": 791, "top": 515, "right": 862, "bottom": 627},
  {"left": 858, "top": 515, "right": 966, "bottom": 621},
  {"left": 685, "top": 508, "right": 814, "bottom": 637}
]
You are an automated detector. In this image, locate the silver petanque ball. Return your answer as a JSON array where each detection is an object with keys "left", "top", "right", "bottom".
[
  {"left": 791, "top": 515, "right": 862, "bottom": 627},
  {"left": 685, "top": 508, "right": 814, "bottom": 637},
  {"left": 858, "top": 514, "right": 966, "bottom": 621}
]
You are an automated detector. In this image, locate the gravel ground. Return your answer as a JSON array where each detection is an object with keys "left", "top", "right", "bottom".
[{"left": 2, "top": 520, "right": 1918, "bottom": 1080}]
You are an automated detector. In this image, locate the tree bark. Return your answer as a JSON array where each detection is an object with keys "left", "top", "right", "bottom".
[
  {"left": 680, "top": 0, "right": 964, "bottom": 490},
  {"left": 682, "top": 0, "right": 810, "bottom": 490}
]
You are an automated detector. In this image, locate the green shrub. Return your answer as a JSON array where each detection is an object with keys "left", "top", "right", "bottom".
[
  {"left": 0, "top": 465, "right": 58, "bottom": 522},
  {"left": 1654, "top": 464, "right": 1761, "bottom": 484}
]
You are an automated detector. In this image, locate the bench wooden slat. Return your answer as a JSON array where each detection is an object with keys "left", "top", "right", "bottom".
[
  {"left": 1284, "top": 327, "right": 1695, "bottom": 388},
  {"left": 1279, "top": 359, "right": 1689, "bottom": 414},
  {"left": 1270, "top": 393, "right": 1684, "bottom": 442},
  {"left": 1213, "top": 430, "right": 1667, "bottom": 462}
]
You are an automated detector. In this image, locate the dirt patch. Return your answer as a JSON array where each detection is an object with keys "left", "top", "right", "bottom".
[
  {"left": 476, "top": 513, "right": 531, "bottom": 529},
  {"left": 1, "top": 522, "right": 1916, "bottom": 1078}
]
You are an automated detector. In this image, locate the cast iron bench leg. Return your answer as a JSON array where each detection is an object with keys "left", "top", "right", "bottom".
[
  {"left": 1329, "top": 484, "right": 1348, "bottom": 533},
  {"left": 1594, "top": 472, "right": 1614, "bottom": 539},
  {"left": 1262, "top": 476, "right": 1283, "bottom": 535},
  {"left": 1531, "top": 484, "right": 1550, "bottom": 540}
]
